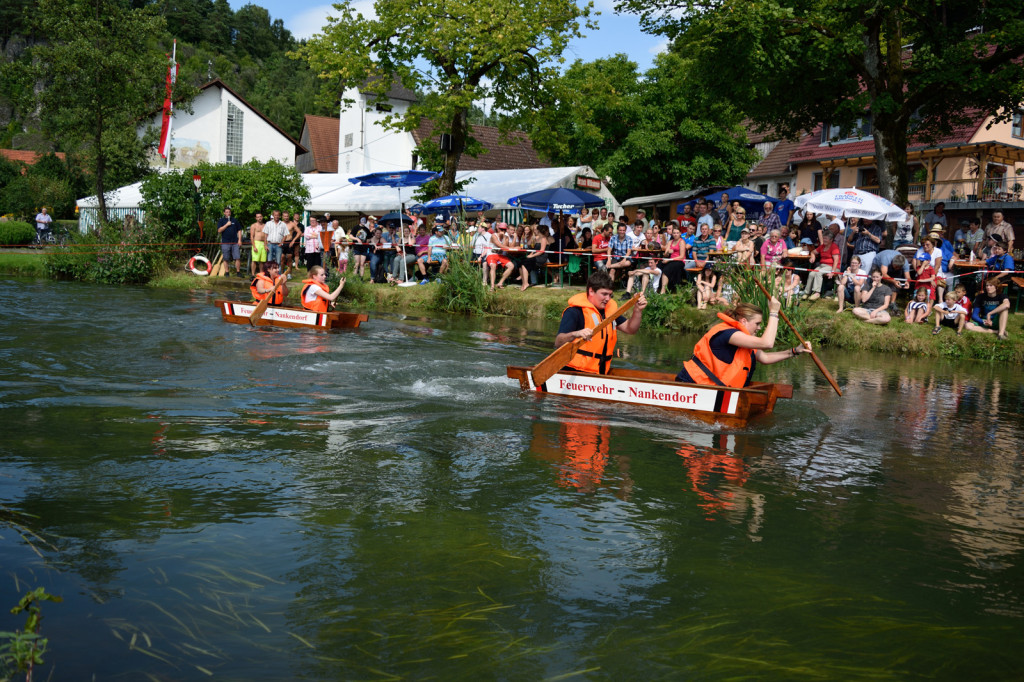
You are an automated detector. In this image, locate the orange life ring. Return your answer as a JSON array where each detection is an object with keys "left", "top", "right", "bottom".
[{"left": 188, "top": 254, "right": 211, "bottom": 276}]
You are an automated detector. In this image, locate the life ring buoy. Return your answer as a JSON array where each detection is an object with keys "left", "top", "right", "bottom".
[{"left": 188, "top": 254, "right": 211, "bottom": 276}]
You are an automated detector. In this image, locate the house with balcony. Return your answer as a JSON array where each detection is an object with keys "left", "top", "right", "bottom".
[{"left": 787, "top": 111, "right": 1024, "bottom": 213}]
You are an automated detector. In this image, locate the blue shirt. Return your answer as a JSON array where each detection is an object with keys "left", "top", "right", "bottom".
[
  {"left": 986, "top": 253, "right": 1014, "bottom": 272},
  {"left": 874, "top": 249, "right": 911, "bottom": 275},
  {"left": 609, "top": 234, "right": 631, "bottom": 257},
  {"left": 774, "top": 199, "right": 795, "bottom": 226}
]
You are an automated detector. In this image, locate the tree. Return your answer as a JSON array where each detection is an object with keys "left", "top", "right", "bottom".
[
  {"left": 140, "top": 160, "right": 309, "bottom": 243},
  {"left": 34, "top": 0, "right": 168, "bottom": 222},
  {"left": 297, "top": 0, "right": 595, "bottom": 197},
  {"left": 619, "top": 0, "right": 1024, "bottom": 204},
  {"left": 530, "top": 53, "right": 758, "bottom": 198}
]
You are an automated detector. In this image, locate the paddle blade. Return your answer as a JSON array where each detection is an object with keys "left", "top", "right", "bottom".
[{"left": 529, "top": 293, "right": 641, "bottom": 387}]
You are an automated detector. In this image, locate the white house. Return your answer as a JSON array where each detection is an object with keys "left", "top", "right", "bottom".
[{"left": 141, "top": 79, "right": 306, "bottom": 169}]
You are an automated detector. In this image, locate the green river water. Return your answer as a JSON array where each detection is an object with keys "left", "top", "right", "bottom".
[{"left": 1, "top": 277, "right": 1022, "bottom": 680}]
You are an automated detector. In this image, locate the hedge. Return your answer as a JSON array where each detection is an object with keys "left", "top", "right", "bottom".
[{"left": 0, "top": 220, "right": 35, "bottom": 246}]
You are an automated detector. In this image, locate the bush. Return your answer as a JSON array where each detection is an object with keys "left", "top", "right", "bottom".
[
  {"left": 432, "top": 248, "right": 491, "bottom": 314},
  {"left": 44, "top": 233, "right": 97, "bottom": 280},
  {"left": 0, "top": 220, "right": 35, "bottom": 246}
]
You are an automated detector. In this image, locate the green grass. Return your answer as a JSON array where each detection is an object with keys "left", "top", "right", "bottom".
[
  {"left": 0, "top": 252, "right": 47, "bottom": 276},
  {"left": 17, "top": 262, "right": 1024, "bottom": 364}
]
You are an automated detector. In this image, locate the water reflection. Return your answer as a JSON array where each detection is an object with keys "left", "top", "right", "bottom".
[{"left": 529, "top": 408, "right": 635, "bottom": 498}]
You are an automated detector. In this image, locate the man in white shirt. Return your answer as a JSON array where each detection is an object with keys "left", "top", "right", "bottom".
[
  {"left": 264, "top": 210, "right": 288, "bottom": 266},
  {"left": 34, "top": 207, "right": 53, "bottom": 238},
  {"left": 626, "top": 222, "right": 646, "bottom": 255},
  {"left": 932, "top": 291, "right": 967, "bottom": 336}
]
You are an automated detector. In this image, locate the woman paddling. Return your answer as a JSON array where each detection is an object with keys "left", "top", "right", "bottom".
[{"left": 675, "top": 298, "right": 812, "bottom": 387}]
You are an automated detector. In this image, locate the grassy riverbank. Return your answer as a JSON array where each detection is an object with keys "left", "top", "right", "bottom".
[
  {"left": 4, "top": 256, "right": 1022, "bottom": 363},
  {"left": 145, "top": 268, "right": 1024, "bottom": 364}
]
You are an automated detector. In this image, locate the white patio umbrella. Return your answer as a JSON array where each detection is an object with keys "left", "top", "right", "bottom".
[{"left": 794, "top": 188, "right": 908, "bottom": 222}]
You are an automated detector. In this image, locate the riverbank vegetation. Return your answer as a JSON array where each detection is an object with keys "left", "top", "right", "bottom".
[{"left": 140, "top": 264, "right": 1024, "bottom": 364}]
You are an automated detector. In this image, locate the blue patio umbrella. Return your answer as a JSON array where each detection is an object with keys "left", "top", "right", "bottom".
[
  {"left": 348, "top": 170, "right": 442, "bottom": 284},
  {"left": 378, "top": 211, "right": 415, "bottom": 226},
  {"left": 698, "top": 186, "right": 780, "bottom": 216},
  {"left": 420, "top": 194, "right": 494, "bottom": 214},
  {"left": 508, "top": 187, "right": 606, "bottom": 214}
]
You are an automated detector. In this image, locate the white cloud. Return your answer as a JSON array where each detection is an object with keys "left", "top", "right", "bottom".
[
  {"left": 649, "top": 39, "right": 669, "bottom": 55},
  {"left": 288, "top": 1, "right": 377, "bottom": 40}
]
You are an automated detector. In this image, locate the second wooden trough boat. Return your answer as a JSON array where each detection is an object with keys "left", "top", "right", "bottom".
[
  {"left": 506, "top": 365, "right": 792, "bottom": 426},
  {"left": 215, "top": 300, "right": 368, "bottom": 329}
]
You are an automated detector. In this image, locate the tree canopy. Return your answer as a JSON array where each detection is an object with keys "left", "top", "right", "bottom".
[
  {"left": 530, "top": 53, "right": 758, "bottom": 198},
  {"left": 618, "top": 0, "right": 1024, "bottom": 203},
  {"left": 298, "top": 0, "right": 595, "bottom": 197}
]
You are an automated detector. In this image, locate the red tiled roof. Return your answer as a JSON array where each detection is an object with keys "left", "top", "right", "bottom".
[
  {"left": 789, "top": 114, "right": 987, "bottom": 164},
  {"left": 743, "top": 119, "right": 775, "bottom": 145},
  {"left": 411, "top": 120, "right": 549, "bottom": 170},
  {"left": 747, "top": 137, "right": 807, "bottom": 178},
  {"left": 299, "top": 115, "right": 339, "bottom": 173},
  {"left": 0, "top": 149, "right": 66, "bottom": 165}
]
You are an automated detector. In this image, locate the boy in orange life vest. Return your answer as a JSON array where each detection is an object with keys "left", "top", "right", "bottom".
[
  {"left": 300, "top": 266, "right": 346, "bottom": 312},
  {"left": 250, "top": 261, "right": 289, "bottom": 305},
  {"left": 676, "top": 297, "right": 811, "bottom": 388},
  {"left": 554, "top": 271, "right": 647, "bottom": 375}
]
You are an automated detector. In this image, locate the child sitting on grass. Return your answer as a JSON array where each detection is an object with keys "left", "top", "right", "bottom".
[
  {"left": 932, "top": 291, "right": 967, "bottom": 336},
  {"left": 905, "top": 287, "right": 931, "bottom": 324}
]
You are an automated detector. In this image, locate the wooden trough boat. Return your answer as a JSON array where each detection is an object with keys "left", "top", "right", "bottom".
[
  {"left": 215, "top": 299, "right": 368, "bottom": 329},
  {"left": 506, "top": 365, "right": 792, "bottom": 427}
]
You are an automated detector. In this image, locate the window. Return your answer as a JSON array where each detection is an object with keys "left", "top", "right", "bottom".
[
  {"left": 344, "top": 133, "right": 353, "bottom": 148},
  {"left": 812, "top": 171, "right": 840, "bottom": 191},
  {"left": 758, "top": 184, "right": 768, "bottom": 195},
  {"left": 1013, "top": 111, "right": 1023, "bottom": 139},
  {"left": 226, "top": 102, "right": 243, "bottom": 165},
  {"left": 858, "top": 168, "right": 878, "bottom": 188},
  {"left": 375, "top": 102, "right": 393, "bottom": 113},
  {"left": 820, "top": 117, "right": 872, "bottom": 145}
]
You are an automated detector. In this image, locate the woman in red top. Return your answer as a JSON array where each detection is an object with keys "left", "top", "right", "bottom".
[{"left": 802, "top": 232, "right": 840, "bottom": 300}]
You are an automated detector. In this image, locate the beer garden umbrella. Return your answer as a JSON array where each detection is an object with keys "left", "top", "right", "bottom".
[
  {"left": 508, "top": 187, "right": 605, "bottom": 214},
  {"left": 348, "top": 170, "right": 442, "bottom": 285},
  {"left": 794, "top": 187, "right": 908, "bottom": 222}
]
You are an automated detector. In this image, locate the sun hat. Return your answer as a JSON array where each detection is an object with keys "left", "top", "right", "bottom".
[{"left": 915, "top": 253, "right": 931, "bottom": 262}]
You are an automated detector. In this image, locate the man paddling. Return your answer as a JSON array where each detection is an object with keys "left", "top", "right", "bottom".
[
  {"left": 676, "top": 298, "right": 812, "bottom": 387},
  {"left": 554, "top": 272, "right": 647, "bottom": 375}
]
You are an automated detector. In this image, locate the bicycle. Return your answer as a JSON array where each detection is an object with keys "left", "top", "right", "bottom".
[{"left": 33, "top": 228, "right": 66, "bottom": 247}]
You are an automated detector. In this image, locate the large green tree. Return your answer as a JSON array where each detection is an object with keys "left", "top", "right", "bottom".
[
  {"left": 619, "top": 0, "right": 1024, "bottom": 204},
  {"left": 298, "top": 0, "right": 595, "bottom": 197},
  {"left": 34, "top": 0, "right": 168, "bottom": 222},
  {"left": 530, "top": 53, "right": 758, "bottom": 198}
]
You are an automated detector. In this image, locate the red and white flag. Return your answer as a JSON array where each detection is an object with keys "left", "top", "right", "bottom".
[{"left": 158, "top": 41, "right": 178, "bottom": 160}]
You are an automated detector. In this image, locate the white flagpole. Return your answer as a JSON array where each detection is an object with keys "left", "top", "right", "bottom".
[{"left": 165, "top": 40, "right": 176, "bottom": 170}]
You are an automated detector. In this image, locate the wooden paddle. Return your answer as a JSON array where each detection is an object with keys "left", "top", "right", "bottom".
[
  {"left": 530, "top": 292, "right": 642, "bottom": 387},
  {"left": 248, "top": 267, "right": 291, "bottom": 326},
  {"left": 752, "top": 277, "right": 842, "bottom": 396}
]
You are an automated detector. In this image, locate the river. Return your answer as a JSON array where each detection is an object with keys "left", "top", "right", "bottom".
[{"left": 1, "top": 278, "right": 1022, "bottom": 680}]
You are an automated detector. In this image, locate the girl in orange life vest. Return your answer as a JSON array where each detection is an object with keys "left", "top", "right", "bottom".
[
  {"left": 300, "top": 266, "right": 346, "bottom": 313},
  {"left": 250, "top": 262, "right": 288, "bottom": 305},
  {"left": 675, "top": 297, "right": 812, "bottom": 388},
  {"left": 554, "top": 271, "right": 648, "bottom": 375}
]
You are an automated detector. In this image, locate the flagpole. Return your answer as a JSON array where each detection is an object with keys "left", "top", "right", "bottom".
[{"left": 165, "top": 40, "right": 176, "bottom": 170}]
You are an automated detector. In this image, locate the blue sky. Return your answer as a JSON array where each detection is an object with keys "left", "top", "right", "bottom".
[{"left": 228, "top": 0, "right": 667, "bottom": 73}]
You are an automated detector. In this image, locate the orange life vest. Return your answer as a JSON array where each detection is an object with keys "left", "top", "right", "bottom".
[
  {"left": 563, "top": 292, "right": 619, "bottom": 374},
  {"left": 250, "top": 273, "right": 284, "bottom": 305},
  {"left": 300, "top": 278, "right": 329, "bottom": 313},
  {"left": 680, "top": 313, "right": 754, "bottom": 388}
]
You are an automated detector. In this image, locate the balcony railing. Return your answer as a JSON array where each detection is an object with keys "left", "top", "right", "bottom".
[{"left": 859, "top": 177, "right": 1024, "bottom": 203}]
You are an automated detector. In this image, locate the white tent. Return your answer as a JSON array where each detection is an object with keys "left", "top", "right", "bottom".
[
  {"left": 306, "top": 166, "right": 619, "bottom": 215},
  {"left": 76, "top": 165, "right": 618, "bottom": 228}
]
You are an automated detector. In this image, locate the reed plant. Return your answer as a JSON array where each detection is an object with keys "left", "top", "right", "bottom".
[
  {"left": 432, "top": 247, "right": 491, "bottom": 314},
  {"left": 722, "top": 263, "right": 817, "bottom": 348}
]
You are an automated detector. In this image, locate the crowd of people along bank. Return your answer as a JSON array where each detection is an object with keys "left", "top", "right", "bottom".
[{"left": 222, "top": 192, "right": 1019, "bottom": 341}]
